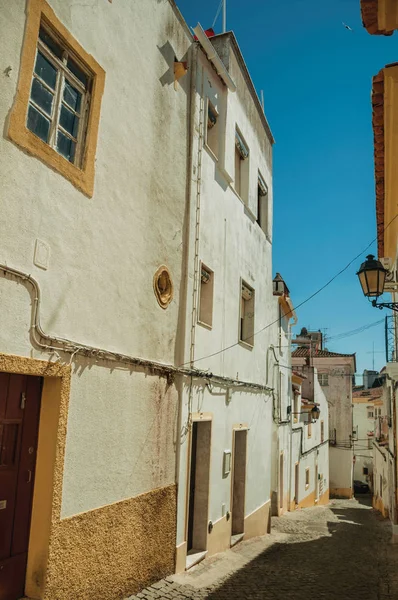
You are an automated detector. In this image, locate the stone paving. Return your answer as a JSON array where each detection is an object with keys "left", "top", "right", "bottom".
[{"left": 126, "top": 497, "right": 398, "bottom": 600}]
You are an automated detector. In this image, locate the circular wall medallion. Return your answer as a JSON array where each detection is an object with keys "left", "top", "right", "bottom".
[{"left": 153, "top": 265, "right": 173, "bottom": 309}]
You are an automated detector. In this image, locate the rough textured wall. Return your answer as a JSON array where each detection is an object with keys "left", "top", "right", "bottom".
[{"left": 44, "top": 485, "right": 177, "bottom": 600}]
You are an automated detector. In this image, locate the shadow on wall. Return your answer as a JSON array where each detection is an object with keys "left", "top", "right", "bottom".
[{"left": 205, "top": 505, "right": 392, "bottom": 599}]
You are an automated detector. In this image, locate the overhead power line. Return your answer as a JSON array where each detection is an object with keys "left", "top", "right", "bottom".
[{"left": 180, "top": 213, "right": 398, "bottom": 368}]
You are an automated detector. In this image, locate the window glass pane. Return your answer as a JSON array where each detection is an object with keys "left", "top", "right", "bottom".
[
  {"left": 27, "top": 104, "right": 50, "bottom": 142},
  {"left": 67, "top": 57, "right": 89, "bottom": 88},
  {"left": 34, "top": 51, "right": 57, "bottom": 89},
  {"left": 30, "top": 77, "right": 54, "bottom": 116},
  {"left": 59, "top": 105, "right": 79, "bottom": 138},
  {"left": 63, "top": 80, "right": 82, "bottom": 113},
  {"left": 39, "top": 26, "right": 63, "bottom": 59},
  {"left": 56, "top": 130, "right": 76, "bottom": 162}
]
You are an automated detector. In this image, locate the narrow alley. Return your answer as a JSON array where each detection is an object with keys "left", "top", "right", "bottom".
[{"left": 128, "top": 499, "right": 398, "bottom": 600}]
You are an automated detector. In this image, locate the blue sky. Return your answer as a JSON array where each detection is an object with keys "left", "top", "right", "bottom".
[{"left": 175, "top": 0, "right": 398, "bottom": 379}]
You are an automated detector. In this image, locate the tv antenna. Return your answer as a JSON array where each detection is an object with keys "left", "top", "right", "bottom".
[{"left": 212, "top": 0, "right": 227, "bottom": 33}]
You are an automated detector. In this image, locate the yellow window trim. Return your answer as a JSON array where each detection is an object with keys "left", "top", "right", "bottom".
[{"left": 8, "top": 0, "right": 105, "bottom": 197}]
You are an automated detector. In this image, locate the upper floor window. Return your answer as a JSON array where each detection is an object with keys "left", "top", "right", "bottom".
[
  {"left": 318, "top": 373, "right": 329, "bottom": 386},
  {"left": 257, "top": 172, "right": 268, "bottom": 234},
  {"left": 8, "top": 0, "right": 105, "bottom": 197},
  {"left": 321, "top": 420, "right": 324, "bottom": 443},
  {"left": 28, "top": 26, "right": 90, "bottom": 165},
  {"left": 205, "top": 99, "right": 219, "bottom": 158},
  {"left": 198, "top": 264, "right": 214, "bottom": 328},
  {"left": 367, "top": 407, "right": 374, "bottom": 419},
  {"left": 240, "top": 281, "right": 255, "bottom": 347},
  {"left": 234, "top": 128, "right": 249, "bottom": 204}
]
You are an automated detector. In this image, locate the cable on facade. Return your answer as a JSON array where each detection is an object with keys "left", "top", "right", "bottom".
[
  {"left": 0, "top": 265, "right": 273, "bottom": 394},
  {"left": 178, "top": 212, "right": 398, "bottom": 368}
]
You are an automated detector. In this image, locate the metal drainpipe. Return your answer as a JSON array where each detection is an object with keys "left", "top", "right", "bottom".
[
  {"left": 187, "top": 59, "right": 205, "bottom": 422},
  {"left": 175, "top": 43, "right": 197, "bottom": 488}
]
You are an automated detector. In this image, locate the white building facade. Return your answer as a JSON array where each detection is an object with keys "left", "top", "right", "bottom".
[
  {"left": 0, "top": 1, "right": 192, "bottom": 598},
  {"left": 175, "top": 27, "right": 276, "bottom": 571}
]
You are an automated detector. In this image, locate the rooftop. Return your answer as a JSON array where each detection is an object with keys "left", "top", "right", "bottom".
[
  {"left": 353, "top": 387, "right": 384, "bottom": 401},
  {"left": 292, "top": 347, "right": 356, "bottom": 359}
]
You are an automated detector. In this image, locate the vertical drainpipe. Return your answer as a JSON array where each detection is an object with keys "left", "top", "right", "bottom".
[{"left": 174, "top": 42, "right": 197, "bottom": 489}]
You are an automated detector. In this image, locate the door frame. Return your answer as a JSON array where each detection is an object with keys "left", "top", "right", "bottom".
[
  {"left": 184, "top": 413, "right": 212, "bottom": 554},
  {"left": 230, "top": 425, "right": 248, "bottom": 536},
  {"left": 0, "top": 352, "right": 71, "bottom": 599}
]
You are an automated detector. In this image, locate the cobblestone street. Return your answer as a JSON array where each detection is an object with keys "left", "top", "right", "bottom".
[{"left": 127, "top": 498, "right": 398, "bottom": 600}]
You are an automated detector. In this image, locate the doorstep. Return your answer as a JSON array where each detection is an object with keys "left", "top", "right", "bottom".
[
  {"left": 186, "top": 549, "right": 207, "bottom": 570},
  {"left": 230, "top": 533, "right": 244, "bottom": 547}
]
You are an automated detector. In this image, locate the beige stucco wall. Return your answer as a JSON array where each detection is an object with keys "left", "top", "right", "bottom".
[{"left": 0, "top": 0, "right": 191, "bottom": 596}]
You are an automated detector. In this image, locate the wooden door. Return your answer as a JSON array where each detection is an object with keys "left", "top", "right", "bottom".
[
  {"left": 0, "top": 373, "right": 42, "bottom": 600},
  {"left": 279, "top": 454, "right": 284, "bottom": 509},
  {"left": 231, "top": 430, "right": 247, "bottom": 536},
  {"left": 294, "top": 463, "right": 299, "bottom": 505}
]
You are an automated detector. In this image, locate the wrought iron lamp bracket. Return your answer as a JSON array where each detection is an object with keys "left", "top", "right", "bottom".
[{"left": 371, "top": 300, "right": 398, "bottom": 312}]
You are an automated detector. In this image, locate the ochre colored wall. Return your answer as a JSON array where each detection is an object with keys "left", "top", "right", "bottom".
[{"left": 44, "top": 484, "right": 177, "bottom": 600}]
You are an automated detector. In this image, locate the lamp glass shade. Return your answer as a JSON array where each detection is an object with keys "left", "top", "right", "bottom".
[{"left": 357, "top": 255, "right": 387, "bottom": 298}]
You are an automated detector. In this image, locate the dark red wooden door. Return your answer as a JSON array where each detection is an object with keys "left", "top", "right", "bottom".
[{"left": 0, "top": 373, "right": 42, "bottom": 600}]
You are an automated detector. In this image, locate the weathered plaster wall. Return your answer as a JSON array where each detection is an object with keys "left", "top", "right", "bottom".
[
  {"left": 0, "top": 0, "right": 191, "bottom": 596},
  {"left": 289, "top": 375, "right": 329, "bottom": 509},
  {"left": 353, "top": 399, "right": 376, "bottom": 483},
  {"left": 176, "top": 36, "right": 275, "bottom": 561},
  {"left": 329, "top": 447, "right": 353, "bottom": 497}
]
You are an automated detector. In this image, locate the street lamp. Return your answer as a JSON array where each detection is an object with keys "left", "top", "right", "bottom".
[
  {"left": 357, "top": 254, "right": 398, "bottom": 311},
  {"left": 311, "top": 405, "right": 320, "bottom": 421}
]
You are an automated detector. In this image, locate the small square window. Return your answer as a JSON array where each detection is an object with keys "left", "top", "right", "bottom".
[
  {"left": 198, "top": 264, "right": 214, "bottom": 328},
  {"left": 27, "top": 25, "right": 91, "bottom": 166},
  {"left": 206, "top": 99, "right": 219, "bottom": 158},
  {"left": 8, "top": 0, "right": 105, "bottom": 197},
  {"left": 363, "top": 467, "right": 369, "bottom": 475},
  {"left": 318, "top": 373, "right": 329, "bottom": 386},
  {"left": 257, "top": 172, "right": 268, "bottom": 234},
  {"left": 240, "top": 281, "right": 255, "bottom": 347}
]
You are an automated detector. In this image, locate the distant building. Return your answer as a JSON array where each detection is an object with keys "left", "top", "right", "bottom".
[
  {"left": 271, "top": 280, "right": 329, "bottom": 516},
  {"left": 352, "top": 381, "right": 384, "bottom": 488},
  {"left": 292, "top": 332, "right": 356, "bottom": 498}
]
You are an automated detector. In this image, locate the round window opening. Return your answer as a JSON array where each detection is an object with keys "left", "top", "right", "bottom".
[{"left": 154, "top": 266, "right": 173, "bottom": 309}]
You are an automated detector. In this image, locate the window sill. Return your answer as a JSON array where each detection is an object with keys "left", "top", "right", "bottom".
[
  {"left": 198, "top": 319, "right": 212, "bottom": 331},
  {"left": 230, "top": 184, "right": 249, "bottom": 208},
  {"left": 239, "top": 339, "right": 254, "bottom": 351},
  {"left": 204, "top": 143, "right": 219, "bottom": 163},
  {"left": 305, "top": 484, "right": 309, "bottom": 490}
]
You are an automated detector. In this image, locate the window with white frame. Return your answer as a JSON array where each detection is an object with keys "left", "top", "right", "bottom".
[
  {"left": 234, "top": 128, "right": 249, "bottom": 203},
  {"left": 318, "top": 373, "right": 329, "bottom": 386},
  {"left": 27, "top": 25, "right": 91, "bottom": 165},
  {"left": 240, "top": 281, "right": 255, "bottom": 347},
  {"left": 367, "top": 407, "right": 374, "bottom": 419},
  {"left": 257, "top": 172, "right": 268, "bottom": 234},
  {"left": 205, "top": 99, "right": 219, "bottom": 158}
]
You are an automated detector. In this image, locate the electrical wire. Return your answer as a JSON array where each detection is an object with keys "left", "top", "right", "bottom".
[
  {"left": 179, "top": 212, "right": 398, "bottom": 369},
  {"left": 212, "top": 0, "right": 223, "bottom": 28}
]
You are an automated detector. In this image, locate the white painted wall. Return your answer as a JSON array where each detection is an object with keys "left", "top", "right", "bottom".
[
  {"left": 0, "top": 0, "right": 192, "bottom": 516},
  {"left": 353, "top": 400, "right": 376, "bottom": 484},
  {"left": 289, "top": 374, "right": 329, "bottom": 506},
  {"left": 176, "top": 36, "right": 275, "bottom": 546}
]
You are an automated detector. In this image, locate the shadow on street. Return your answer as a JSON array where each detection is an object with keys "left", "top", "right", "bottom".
[{"left": 205, "top": 503, "right": 389, "bottom": 600}]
